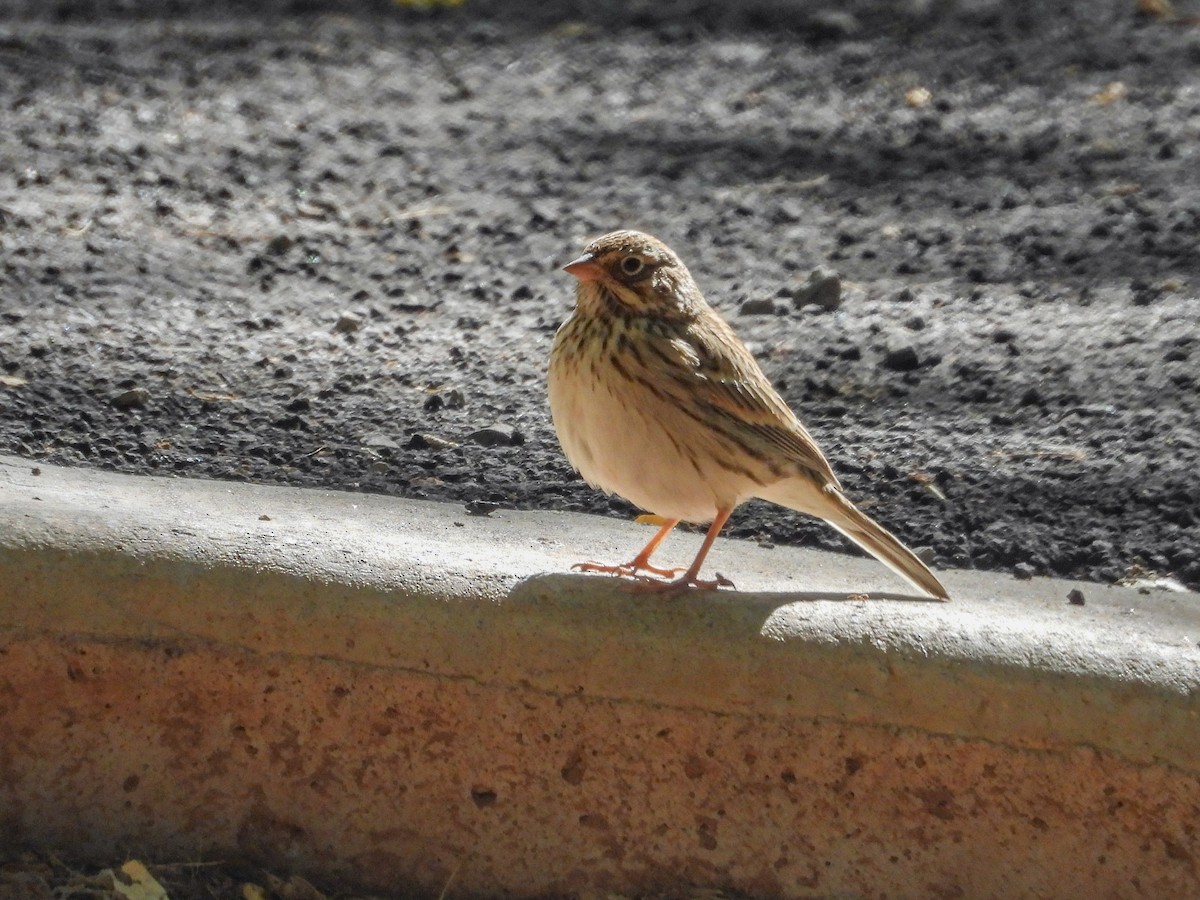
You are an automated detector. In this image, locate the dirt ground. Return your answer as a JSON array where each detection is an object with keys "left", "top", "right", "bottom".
[{"left": 1, "top": 0, "right": 1198, "bottom": 597}]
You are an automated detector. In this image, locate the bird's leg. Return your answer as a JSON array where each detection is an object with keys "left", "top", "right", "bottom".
[
  {"left": 573, "top": 518, "right": 684, "bottom": 579},
  {"left": 632, "top": 507, "right": 736, "bottom": 595}
]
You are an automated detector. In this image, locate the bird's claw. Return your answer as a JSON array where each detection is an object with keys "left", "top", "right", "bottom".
[
  {"left": 571, "top": 559, "right": 735, "bottom": 594},
  {"left": 628, "top": 571, "right": 736, "bottom": 595},
  {"left": 572, "top": 560, "right": 685, "bottom": 580}
]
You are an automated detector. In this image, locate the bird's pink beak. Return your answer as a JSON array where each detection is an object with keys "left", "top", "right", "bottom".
[{"left": 563, "top": 253, "right": 604, "bottom": 282}]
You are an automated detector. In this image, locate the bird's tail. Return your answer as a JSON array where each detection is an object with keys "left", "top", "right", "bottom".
[{"left": 759, "top": 480, "right": 950, "bottom": 600}]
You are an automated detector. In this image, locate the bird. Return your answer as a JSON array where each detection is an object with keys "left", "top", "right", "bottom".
[{"left": 546, "top": 229, "right": 950, "bottom": 601}]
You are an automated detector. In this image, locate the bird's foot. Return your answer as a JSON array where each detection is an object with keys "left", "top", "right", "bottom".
[
  {"left": 628, "top": 571, "right": 736, "bottom": 596},
  {"left": 572, "top": 560, "right": 685, "bottom": 580}
]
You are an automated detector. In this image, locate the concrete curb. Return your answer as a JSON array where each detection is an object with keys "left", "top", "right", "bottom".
[{"left": 1, "top": 454, "right": 1198, "bottom": 898}]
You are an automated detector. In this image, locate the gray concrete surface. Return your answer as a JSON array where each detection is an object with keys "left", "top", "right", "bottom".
[{"left": 1, "top": 454, "right": 1199, "bottom": 898}]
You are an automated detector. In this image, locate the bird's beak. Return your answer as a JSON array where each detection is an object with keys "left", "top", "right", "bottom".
[{"left": 563, "top": 253, "right": 604, "bottom": 282}]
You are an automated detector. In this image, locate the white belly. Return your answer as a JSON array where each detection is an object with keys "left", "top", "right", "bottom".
[{"left": 548, "top": 327, "right": 760, "bottom": 524}]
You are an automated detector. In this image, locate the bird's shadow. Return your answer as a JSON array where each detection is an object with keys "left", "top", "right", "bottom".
[{"left": 511, "top": 572, "right": 946, "bottom": 613}]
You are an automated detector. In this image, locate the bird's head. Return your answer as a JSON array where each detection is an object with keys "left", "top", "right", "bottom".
[{"left": 563, "top": 230, "right": 699, "bottom": 316}]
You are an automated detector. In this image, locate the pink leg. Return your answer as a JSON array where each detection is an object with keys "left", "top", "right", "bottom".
[
  {"left": 573, "top": 518, "right": 684, "bottom": 580},
  {"left": 632, "top": 507, "right": 735, "bottom": 595}
]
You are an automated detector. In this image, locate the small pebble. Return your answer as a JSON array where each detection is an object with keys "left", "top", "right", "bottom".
[
  {"left": 470, "top": 424, "right": 524, "bottom": 447},
  {"left": 1067, "top": 588, "right": 1086, "bottom": 606},
  {"left": 905, "top": 87, "right": 932, "bottom": 109},
  {"left": 806, "top": 9, "right": 860, "bottom": 39},
  {"left": 740, "top": 297, "right": 777, "bottom": 316},
  {"left": 112, "top": 388, "right": 150, "bottom": 409},
  {"left": 265, "top": 234, "right": 294, "bottom": 255},
  {"left": 882, "top": 346, "right": 920, "bottom": 372},
  {"left": 1019, "top": 387, "right": 1044, "bottom": 407},
  {"left": 838, "top": 42, "right": 873, "bottom": 65},
  {"left": 407, "top": 433, "right": 458, "bottom": 450},
  {"left": 363, "top": 432, "right": 401, "bottom": 450},
  {"left": 271, "top": 414, "right": 306, "bottom": 430},
  {"left": 333, "top": 313, "right": 362, "bottom": 334},
  {"left": 789, "top": 268, "right": 843, "bottom": 311},
  {"left": 466, "top": 500, "right": 501, "bottom": 517},
  {"left": 1013, "top": 562, "right": 1036, "bottom": 580},
  {"left": 424, "top": 388, "right": 466, "bottom": 412}
]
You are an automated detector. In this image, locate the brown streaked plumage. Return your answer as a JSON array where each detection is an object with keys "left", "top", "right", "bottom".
[{"left": 547, "top": 229, "right": 950, "bottom": 600}]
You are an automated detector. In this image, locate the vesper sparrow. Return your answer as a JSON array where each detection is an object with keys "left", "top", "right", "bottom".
[{"left": 547, "top": 230, "right": 949, "bottom": 600}]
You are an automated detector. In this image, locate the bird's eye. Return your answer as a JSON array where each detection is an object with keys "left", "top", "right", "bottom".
[{"left": 620, "top": 256, "right": 645, "bottom": 276}]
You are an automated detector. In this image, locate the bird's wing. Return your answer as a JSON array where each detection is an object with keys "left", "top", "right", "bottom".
[{"left": 653, "top": 316, "right": 842, "bottom": 489}]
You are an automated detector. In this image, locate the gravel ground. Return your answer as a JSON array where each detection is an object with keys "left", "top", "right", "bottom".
[
  {"left": 1, "top": 0, "right": 1198, "bottom": 591},
  {"left": 0, "top": 852, "right": 383, "bottom": 900}
]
